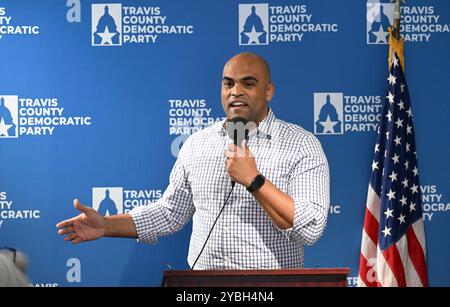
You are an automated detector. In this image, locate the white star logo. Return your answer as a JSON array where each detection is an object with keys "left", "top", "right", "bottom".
[
  {"left": 386, "top": 189, "right": 396, "bottom": 201},
  {"left": 404, "top": 160, "right": 409, "bottom": 171},
  {"left": 386, "top": 92, "right": 395, "bottom": 104},
  {"left": 402, "top": 178, "right": 409, "bottom": 189},
  {"left": 389, "top": 171, "right": 398, "bottom": 182},
  {"left": 410, "top": 184, "right": 419, "bottom": 194},
  {"left": 386, "top": 110, "right": 393, "bottom": 122},
  {"left": 244, "top": 26, "right": 263, "bottom": 44},
  {"left": 319, "top": 115, "right": 338, "bottom": 133},
  {"left": 399, "top": 195, "right": 408, "bottom": 206},
  {"left": 374, "top": 25, "right": 389, "bottom": 44},
  {"left": 412, "top": 166, "right": 419, "bottom": 177},
  {"left": 406, "top": 125, "right": 412, "bottom": 134},
  {"left": 391, "top": 153, "right": 400, "bottom": 164},
  {"left": 384, "top": 208, "right": 394, "bottom": 219},
  {"left": 406, "top": 142, "right": 411, "bottom": 152},
  {"left": 382, "top": 226, "right": 392, "bottom": 237},
  {"left": 400, "top": 83, "right": 406, "bottom": 93},
  {"left": 98, "top": 26, "right": 117, "bottom": 45},
  {"left": 398, "top": 214, "right": 406, "bottom": 224},
  {"left": 392, "top": 55, "right": 399, "bottom": 68},
  {"left": 394, "top": 135, "right": 402, "bottom": 146},
  {"left": 406, "top": 107, "right": 413, "bottom": 118},
  {"left": 395, "top": 118, "right": 403, "bottom": 129},
  {"left": 374, "top": 143, "right": 380, "bottom": 153},
  {"left": 398, "top": 99, "right": 405, "bottom": 110},
  {"left": 387, "top": 73, "right": 396, "bottom": 85},
  {"left": 410, "top": 202, "right": 417, "bottom": 212},
  {"left": 0, "top": 118, "right": 13, "bottom": 137},
  {"left": 371, "top": 160, "right": 379, "bottom": 172}
]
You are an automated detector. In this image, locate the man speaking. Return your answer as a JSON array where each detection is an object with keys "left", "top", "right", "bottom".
[{"left": 57, "top": 52, "right": 330, "bottom": 270}]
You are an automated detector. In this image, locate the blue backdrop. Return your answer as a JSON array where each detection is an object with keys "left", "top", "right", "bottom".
[{"left": 0, "top": 0, "right": 449, "bottom": 286}]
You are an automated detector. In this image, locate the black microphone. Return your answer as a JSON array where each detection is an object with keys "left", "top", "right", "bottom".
[
  {"left": 226, "top": 116, "right": 249, "bottom": 147},
  {"left": 226, "top": 117, "right": 250, "bottom": 187}
]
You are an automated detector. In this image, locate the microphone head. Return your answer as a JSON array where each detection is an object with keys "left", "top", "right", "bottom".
[{"left": 226, "top": 117, "right": 250, "bottom": 147}]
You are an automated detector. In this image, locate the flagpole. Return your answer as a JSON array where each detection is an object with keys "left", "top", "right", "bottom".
[
  {"left": 393, "top": 0, "right": 401, "bottom": 40},
  {"left": 389, "top": 0, "right": 404, "bottom": 71}
]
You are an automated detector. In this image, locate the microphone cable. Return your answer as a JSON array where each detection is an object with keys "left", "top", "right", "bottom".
[{"left": 191, "top": 183, "right": 235, "bottom": 270}]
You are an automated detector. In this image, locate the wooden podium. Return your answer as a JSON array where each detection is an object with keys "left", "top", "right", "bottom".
[{"left": 162, "top": 268, "right": 350, "bottom": 287}]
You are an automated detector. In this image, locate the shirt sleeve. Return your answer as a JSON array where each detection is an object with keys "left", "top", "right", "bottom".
[
  {"left": 128, "top": 137, "right": 195, "bottom": 244},
  {"left": 278, "top": 133, "right": 330, "bottom": 245}
]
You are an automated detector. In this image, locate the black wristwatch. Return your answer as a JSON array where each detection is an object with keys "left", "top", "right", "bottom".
[{"left": 246, "top": 174, "right": 266, "bottom": 193}]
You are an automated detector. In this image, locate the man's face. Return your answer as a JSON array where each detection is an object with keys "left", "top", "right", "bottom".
[{"left": 221, "top": 54, "right": 274, "bottom": 124}]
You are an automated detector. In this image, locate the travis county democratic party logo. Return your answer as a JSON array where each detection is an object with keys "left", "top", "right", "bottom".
[
  {"left": 93, "top": 187, "right": 123, "bottom": 216},
  {"left": 367, "top": 0, "right": 450, "bottom": 44},
  {"left": 366, "top": 0, "right": 393, "bottom": 44},
  {"left": 0, "top": 96, "right": 18, "bottom": 138},
  {"left": 421, "top": 184, "right": 450, "bottom": 222},
  {"left": 92, "top": 187, "right": 162, "bottom": 215},
  {"left": 92, "top": 4, "right": 122, "bottom": 46},
  {"left": 238, "top": 3, "right": 338, "bottom": 45},
  {"left": 0, "top": 6, "right": 40, "bottom": 42},
  {"left": 91, "top": 3, "right": 194, "bottom": 46},
  {"left": 239, "top": 4, "right": 269, "bottom": 45},
  {"left": 0, "top": 95, "right": 91, "bottom": 138},
  {"left": 314, "top": 92, "right": 383, "bottom": 135},
  {"left": 0, "top": 191, "right": 40, "bottom": 230},
  {"left": 314, "top": 93, "right": 343, "bottom": 135}
]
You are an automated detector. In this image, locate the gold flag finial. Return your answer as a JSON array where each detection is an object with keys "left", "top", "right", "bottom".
[{"left": 388, "top": 27, "right": 405, "bottom": 72}]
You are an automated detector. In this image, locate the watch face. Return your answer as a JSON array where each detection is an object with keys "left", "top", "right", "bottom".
[
  {"left": 248, "top": 174, "right": 265, "bottom": 193},
  {"left": 255, "top": 175, "right": 265, "bottom": 189}
]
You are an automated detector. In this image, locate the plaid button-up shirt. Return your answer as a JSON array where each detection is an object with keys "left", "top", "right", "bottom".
[{"left": 129, "top": 109, "right": 330, "bottom": 269}]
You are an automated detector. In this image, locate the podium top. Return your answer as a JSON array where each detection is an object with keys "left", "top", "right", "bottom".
[
  {"left": 164, "top": 268, "right": 350, "bottom": 277},
  {"left": 162, "top": 268, "right": 351, "bottom": 287}
]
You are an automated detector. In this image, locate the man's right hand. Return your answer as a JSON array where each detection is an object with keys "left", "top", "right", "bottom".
[{"left": 56, "top": 199, "right": 106, "bottom": 244}]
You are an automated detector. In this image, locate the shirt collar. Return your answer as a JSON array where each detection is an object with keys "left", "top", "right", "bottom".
[{"left": 218, "top": 108, "right": 275, "bottom": 140}]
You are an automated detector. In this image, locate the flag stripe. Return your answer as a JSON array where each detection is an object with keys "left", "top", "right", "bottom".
[
  {"left": 366, "top": 184, "right": 380, "bottom": 223},
  {"left": 382, "top": 244, "right": 407, "bottom": 286},
  {"left": 363, "top": 207, "right": 379, "bottom": 247},
  {"left": 358, "top": 229, "right": 379, "bottom": 287},
  {"left": 406, "top": 223, "right": 429, "bottom": 286},
  {"left": 358, "top": 253, "right": 377, "bottom": 287},
  {"left": 376, "top": 246, "right": 398, "bottom": 287},
  {"left": 412, "top": 219, "right": 426, "bottom": 256},
  {"left": 360, "top": 227, "right": 378, "bottom": 261},
  {"left": 395, "top": 234, "right": 422, "bottom": 286}
]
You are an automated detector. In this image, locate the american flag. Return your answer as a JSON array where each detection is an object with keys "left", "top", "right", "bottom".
[{"left": 357, "top": 46, "right": 428, "bottom": 286}]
